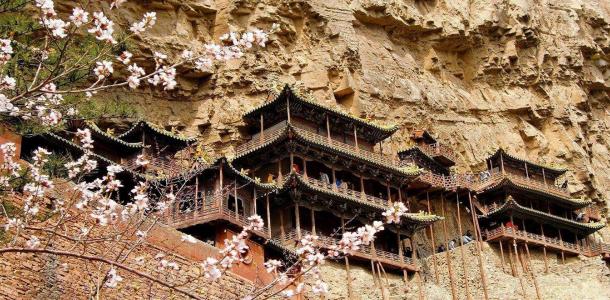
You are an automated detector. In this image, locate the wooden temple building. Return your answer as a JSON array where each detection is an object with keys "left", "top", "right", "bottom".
[{"left": 17, "top": 85, "right": 609, "bottom": 290}]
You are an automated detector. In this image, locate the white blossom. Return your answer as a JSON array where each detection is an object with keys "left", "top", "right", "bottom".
[
  {"left": 26, "top": 236, "right": 41, "bottom": 248},
  {"left": 105, "top": 267, "right": 123, "bottom": 288},
  {"left": 94, "top": 61, "right": 114, "bottom": 80},
  {"left": 69, "top": 7, "right": 89, "bottom": 27},
  {"left": 117, "top": 51, "right": 132, "bottom": 65}
]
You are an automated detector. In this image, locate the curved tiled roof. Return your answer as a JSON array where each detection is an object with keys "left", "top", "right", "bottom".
[
  {"left": 287, "top": 173, "right": 443, "bottom": 225},
  {"left": 232, "top": 124, "right": 421, "bottom": 179},
  {"left": 476, "top": 175, "right": 591, "bottom": 208},
  {"left": 42, "top": 132, "right": 144, "bottom": 179},
  {"left": 479, "top": 197, "right": 605, "bottom": 234},
  {"left": 487, "top": 148, "right": 567, "bottom": 177},
  {"left": 117, "top": 120, "right": 196, "bottom": 144},
  {"left": 288, "top": 125, "right": 421, "bottom": 177},
  {"left": 84, "top": 121, "right": 143, "bottom": 149},
  {"left": 243, "top": 85, "right": 399, "bottom": 141},
  {"left": 223, "top": 159, "right": 279, "bottom": 193},
  {"left": 398, "top": 146, "right": 450, "bottom": 170}
]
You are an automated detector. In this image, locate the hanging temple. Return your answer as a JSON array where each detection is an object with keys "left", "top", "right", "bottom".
[{"left": 15, "top": 85, "right": 610, "bottom": 286}]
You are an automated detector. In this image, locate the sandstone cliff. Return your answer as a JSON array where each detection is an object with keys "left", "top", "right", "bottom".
[{"left": 88, "top": 0, "right": 610, "bottom": 298}]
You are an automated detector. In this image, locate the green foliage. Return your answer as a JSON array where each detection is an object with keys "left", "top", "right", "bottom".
[
  {"left": 43, "top": 152, "right": 70, "bottom": 178},
  {"left": 66, "top": 96, "right": 139, "bottom": 120}
]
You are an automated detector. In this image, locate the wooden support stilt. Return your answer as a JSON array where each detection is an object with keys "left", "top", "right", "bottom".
[
  {"left": 426, "top": 192, "right": 439, "bottom": 284},
  {"left": 524, "top": 243, "right": 542, "bottom": 300},
  {"left": 341, "top": 217, "right": 354, "bottom": 297},
  {"left": 542, "top": 246, "right": 549, "bottom": 273},
  {"left": 456, "top": 193, "right": 472, "bottom": 300},
  {"left": 253, "top": 187, "right": 257, "bottom": 215},
  {"left": 344, "top": 257, "right": 353, "bottom": 299},
  {"left": 376, "top": 263, "right": 388, "bottom": 300},
  {"left": 499, "top": 241, "right": 506, "bottom": 272},
  {"left": 441, "top": 194, "right": 458, "bottom": 300},
  {"left": 468, "top": 192, "right": 489, "bottom": 300},
  {"left": 295, "top": 203, "right": 301, "bottom": 239},
  {"left": 266, "top": 195, "right": 272, "bottom": 238},
  {"left": 416, "top": 271, "right": 425, "bottom": 300},
  {"left": 234, "top": 180, "right": 238, "bottom": 219},
  {"left": 311, "top": 208, "right": 316, "bottom": 235},
  {"left": 279, "top": 209, "right": 285, "bottom": 240},
  {"left": 512, "top": 240, "right": 527, "bottom": 299},
  {"left": 507, "top": 240, "right": 517, "bottom": 276}
]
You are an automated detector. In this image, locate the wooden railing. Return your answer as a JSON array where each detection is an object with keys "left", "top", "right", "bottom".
[
  {"left": 236, "top": 121, "right": 288, "bottom": 155},
  {"left": 160, "top": 190, "right": 270, "bottom": 238},
  {"left": 303, "top": 176, "right": 389, "bottom": 208},
  {"left": 419, "top": 143, "right": 457, "bottom": 163},
  {"left": 124, "top": 156, "right": 184, "bottom": 176},
  {"left": 276, "top": 229, "right": 415, "bottom": 269},
  {"left": 484, "top": 226, "right": 581, "bottom": 254},
  {"left": 475, "top": 170, "right": 569, "bottom": 198},
  {"left": 236, "top": 121, "right": 401, "bottom": 168},
  {"left": 292, "top": 126, "right": 400, "bottom": 168}
]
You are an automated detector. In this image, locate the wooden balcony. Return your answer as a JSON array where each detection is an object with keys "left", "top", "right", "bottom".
[
  {"left": 483, "top": 226, "right": 582, "bottom": 255},
  {"left": 123, "top": 156, "right": 184, "bottom": 177},
  {"left": 235, "top": 121, "right": 402, "bottom": 170},
  {"left": 275, "top": 229, "right": 417, "bottom": 271},
  {"left": 303, "top": 175, "right": 389, "bottom": 209},
  {"left": 475, "top": 170, "right": 570, "bottom": 199},
  {"left": 418, "top": 143, "right": 457, "bottom": 166},
  {"left": 160, "top": 191, "right": 270, "bottom": 239}
]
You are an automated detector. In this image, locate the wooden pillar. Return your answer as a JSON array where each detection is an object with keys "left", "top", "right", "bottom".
[
  {"left": 279, "top": 209, "right": 285, "bottom": 240},
  {"left": 499, "top": 241, "right": 506, "bottom": 271},
  {"left": 266, "top": 195, "right": 272, "bottom": 238},
  {"left": 441, "top": 193, "right": 458, "bottom": 300},
  {"left": 360, "top": 175, "right": 365, "bottom": 197},
  {"left": 353, "top": 126, "right": 359, "bottom": 152},
  {"left": 524, "top": 162, "right": 529, "bottom": 179},
  {"left": 194, "top": 176, "right": 199, "bottom": 214},
  {"left": 468, "top": 192, "right": 489, "bottom": 300},
  {"left": 295, "top": 202, "right": 301, "bottom": 239},
  {"left": 523, "top": 242, "right": 542, "bottom": 300},
  {"left": 286, "top": 96, "right": 291, "bottom": 124},
  {"left": 311, "top": 208, "right": 316, "bottom": 235},
  {"left": 290, "top": 153, "right": 294, "bottom": 171},
  {"left": 500, "top": 151, "right": 505, "bottom": 174},
  {"left": 303, "top": 158, "right": 308, "bottom": 178},
  {"left": 260, "top": 114, "right": 264, "bottom": 142},
  {"left": 341, "top": 217, "right": 354, "bottom": 298},
  {"left": 540, "top": 224, "right": 548, "bottom": 273},
  {"left": 277, "top": 159, "right": 282, "bottom": 181},
  {"left": 253, "top": 187, "right": 257, "bottom": 215},
  {"left": 558, "top": 229, "right": 565, "bottom": 264},
  {"left": 332, "top": 167, "right": 337, "bottom": 191},
  {"left": 386, "top": 183, "right": 391, "bottom": 202},
  {"left": 512, "top": 240, "right": 527, "bottom": 298},
  {"left": 234, "top": 180, "right": 238, "bottom": 219},
  {"left": 219, "top": 162, "right": 224, "bottom": 191},
  {"left": 542, "top": 168, "right": 547, "bottom": 185},
  {"left": 398, "top": 231, "right": 404, "bottom": 263},
  {"left": 426, "top": 192, "right": 439, "bottom": 284},
  {"left": 326, "top": 115, "right": 331, "bottom": 143},
  {"left": 456, "top": 193, "right": 472, "bottom": 300}
]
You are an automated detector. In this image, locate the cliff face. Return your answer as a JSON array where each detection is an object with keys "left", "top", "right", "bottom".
[{"left": 110, "top": 0, "right": 610, "bottom": 227}]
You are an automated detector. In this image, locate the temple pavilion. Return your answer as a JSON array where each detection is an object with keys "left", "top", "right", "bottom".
[{"left": 474, "top": 149, "right": 605, "bottom": 263}]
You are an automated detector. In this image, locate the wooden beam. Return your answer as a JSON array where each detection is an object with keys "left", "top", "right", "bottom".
[
  {"left": 468, "top": 192, "right": 489, "bottom": 300},
  {"left": 426, "top": 192, "right": 439, "bottom": 284},
  {"left": 456, "top": 193, "right": 472, "bottom": 300},
  {"left": 441, "top": 193, "right": 458, "bottom": 300},
  {"left": 266, "top": 195, "right": 272, "bottom": 238},
  {"left": 295, "top": 202, "right": 301, "bottom": 239}
]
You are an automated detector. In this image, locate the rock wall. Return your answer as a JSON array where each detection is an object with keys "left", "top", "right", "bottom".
[
  {"left": 56, "top": 0, "right": 610, "bottom": 298},
  {"left": 101, "top": 0, "right": 610, "bottom": 224}
]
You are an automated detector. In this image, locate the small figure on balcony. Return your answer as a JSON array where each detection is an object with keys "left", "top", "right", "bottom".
[
  {"left": 462, "top": 230, "right": 474, "bottom": 244},
  {"left": 320, "top": 172, "right": 330, "bottom": 184},
  {"left": 448, "top": 239, "right": 456, "bottom": 250},
  {"left": 437, "top": 244, "right": 446, "bottom": 253}
]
